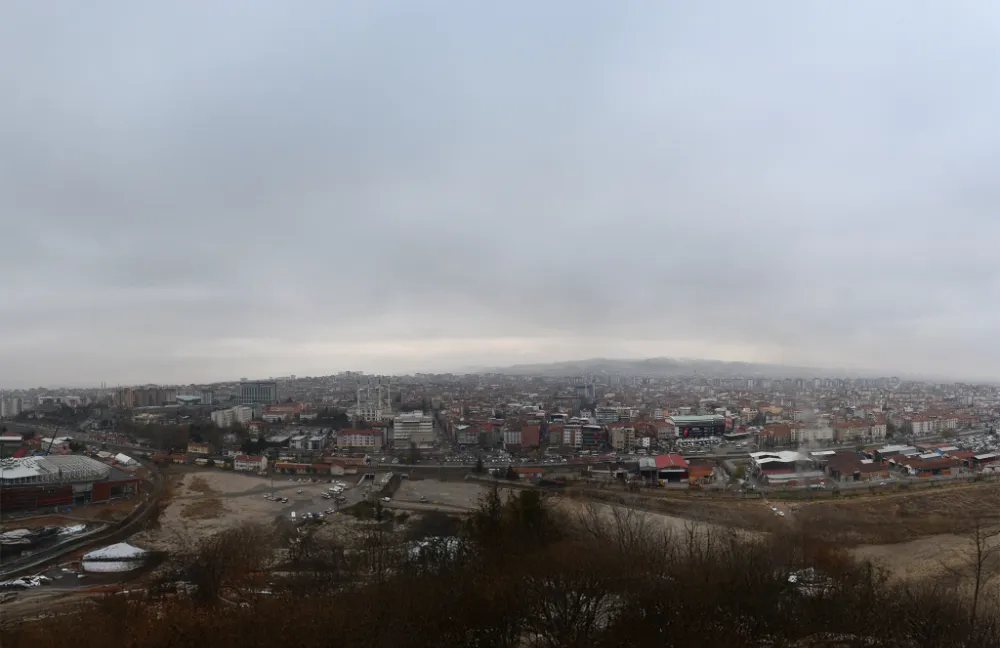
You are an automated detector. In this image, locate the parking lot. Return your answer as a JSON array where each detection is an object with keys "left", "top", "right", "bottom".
[
  {"left": 273, "top": 475, "right": 375, "bottom": 519},
  {"left": 392, "top": 480, "right": 492, "bottom": 510}
]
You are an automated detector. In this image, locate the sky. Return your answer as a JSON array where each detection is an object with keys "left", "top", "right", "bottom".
[{"left": 2, "top": 2, "right": 1000, "bottom": 387}]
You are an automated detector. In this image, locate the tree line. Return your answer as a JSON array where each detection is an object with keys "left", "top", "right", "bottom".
[{"left": 6, "top": 487, "right": 1000, "bottom": 648}]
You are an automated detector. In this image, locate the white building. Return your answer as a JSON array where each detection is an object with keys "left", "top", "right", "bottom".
[
  {"left": 234, "top": 455, "right": 268, "bottom": 472},
  {"left": 337, "top": 429, "right": 383, "bottom": 450},
  {"left": 791, "top": 426, "right": 834, "bottom": 445},
  {"left": 2, "top": 397, "right": 23, "bottom": 418},
  {"left": 562, "top": 424, "right": 582, "bottom": 448},
  {"left": 211, "top": 406, "right": 253, "bottom": 428},
  {"left": 393, "top": 411, "right": 435, "bottom": 447}
]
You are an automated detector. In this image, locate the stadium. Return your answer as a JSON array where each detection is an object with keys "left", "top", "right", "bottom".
[{"left": 0, "top": 455, "right": 141, "bottom": 513}]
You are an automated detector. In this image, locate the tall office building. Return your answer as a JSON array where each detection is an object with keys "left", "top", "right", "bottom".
[
  {"left": 393, "top": 411, "right": 435, "bottom": 447},
  {"left": 239, "top": 380, "right": 279, "bottom": 405}
]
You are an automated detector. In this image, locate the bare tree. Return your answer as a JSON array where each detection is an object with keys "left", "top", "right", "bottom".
[
  {"left": 941, "top": 514, "right": 1000, "bottom": 626},
  {"left": 183, "top": 522, "right": 276, "bottom": 603}
]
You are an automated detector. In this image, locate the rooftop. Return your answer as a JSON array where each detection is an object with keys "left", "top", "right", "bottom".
[
  {"left": 667, "top": 415, "right": 724, "bottom": 424},
  {"left": 876, "top": 445, "right": 917, "bottom": 455},
  {"left": 1, "top": 455, "right": 111, "bottom": 484},
  {"left": 749, "top": 450, "right": 807, "bottom": 464},
  {"left": 825, "top": 451, "right": 885, "bottom": 475}
]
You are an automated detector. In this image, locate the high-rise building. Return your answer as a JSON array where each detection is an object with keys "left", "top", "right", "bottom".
[
  {"left": 239, "top": 380, "right": 279, "bottom": 405},
  {"left": 115, "top": 387, "right": 176, "bottom": 408},
  {"left": 393, "top": 411, "right": 435, "bottom": 447},
  {"left": 5, "top": 397, "right": 23, "bottom": 417},
  {"left": 211, "top": 406, "right": 253, "bottom": 428}
]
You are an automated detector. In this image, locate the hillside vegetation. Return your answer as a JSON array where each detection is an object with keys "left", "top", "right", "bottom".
[{"left": 5, "top": 488, "right": 1000, "bottom": 648}]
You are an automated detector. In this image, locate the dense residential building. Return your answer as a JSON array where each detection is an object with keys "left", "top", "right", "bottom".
[
  {"left": 337, "top": 429, "right": 384, "bottom": 450},
  {"left": 520, "top": 424, "right": 541, "bottom": 448},
  {"left": 455, "top": 424, "right": 479, "bottom": 446},
  {"left": 211, "top": 405, "right": 253, "bottom": 428},
  {"left": 790, "top": 425, "right": 834, "bottom": 445},
  {"left": 609, "top": 422, "right": 636, "bottom": 451},
  {"left": 115, "top": 386, "right": 177, "bottom": 408},
  {"left": 290, "top": 434, "right": 327, "bottom": 451},
  {"left": 562, "top": 423, "right": 581, "bottom": 448}
]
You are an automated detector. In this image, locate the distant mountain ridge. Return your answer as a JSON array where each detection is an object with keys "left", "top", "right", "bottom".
[{"left": 477, "top": 357, "right": 891, "bottom": 380}]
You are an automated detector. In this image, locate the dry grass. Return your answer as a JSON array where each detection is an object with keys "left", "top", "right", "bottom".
[
  {"left": 187, "top": 476, "right": 216, "bottom": 495},
  {"left": 794, "top": 482, "right": 1000, "bottom": 545},
  {"left": 565, "top": 489, "right": 782, "bottom": 532},
  {"left": 569, "top": 481, "right": 1000, "bottom": 547},
  {"left": 181, "top": 498, "right": 225, "bottom": 520}
]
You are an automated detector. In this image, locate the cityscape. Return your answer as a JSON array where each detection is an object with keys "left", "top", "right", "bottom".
[{"left": 5, "top": 0, "right": 1000, "bottom": 645}]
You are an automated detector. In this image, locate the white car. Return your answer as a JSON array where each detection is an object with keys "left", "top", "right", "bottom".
[{"left": 381, "top": 496, "right": 391, "bottom": 502}]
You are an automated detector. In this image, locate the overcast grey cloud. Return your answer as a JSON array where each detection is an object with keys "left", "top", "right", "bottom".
[{"left": 2, "top": 1, "right": 1000, "bottom": 386}]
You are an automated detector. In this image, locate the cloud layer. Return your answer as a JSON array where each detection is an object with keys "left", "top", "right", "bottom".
[{"left": 2, "top": 2, "right": 999, "bottom": 386}]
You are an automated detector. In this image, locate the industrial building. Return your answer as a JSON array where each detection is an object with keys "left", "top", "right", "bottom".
[
  {"left": 638, "top": 453, "right": 690, "bottom": 482},
  {"left": 0, "top": 455, "right": 140, "bottom": 513},
  {"left": 748, "top": 450, "right": 826, "bottom": 486}
]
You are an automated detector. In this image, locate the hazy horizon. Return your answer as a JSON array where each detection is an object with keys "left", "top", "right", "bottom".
[
  {"left": 3, "top": 353, "right": 985, "bottom": 392},
  {"left": 3, "top": 3, "right": 999, "bottom": 386}
]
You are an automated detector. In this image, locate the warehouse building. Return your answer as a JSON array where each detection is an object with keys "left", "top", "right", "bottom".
[{"left": 0, "top": 455, "right": 140, "bottom": 513}]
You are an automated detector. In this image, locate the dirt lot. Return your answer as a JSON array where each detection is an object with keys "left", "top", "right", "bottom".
[
  {"left": 131, "top": 469, "right": 377, "bottom": 552},
  {"left": 396, "top": 479, "right": 491, "bottom": 509},
  {"left": 131, "top": 470, "right": 286, "bottom": 552}
]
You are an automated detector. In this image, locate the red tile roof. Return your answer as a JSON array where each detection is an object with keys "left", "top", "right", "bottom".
[{"left": 653, "top": 453, "right": 688, "bottom": 469}]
